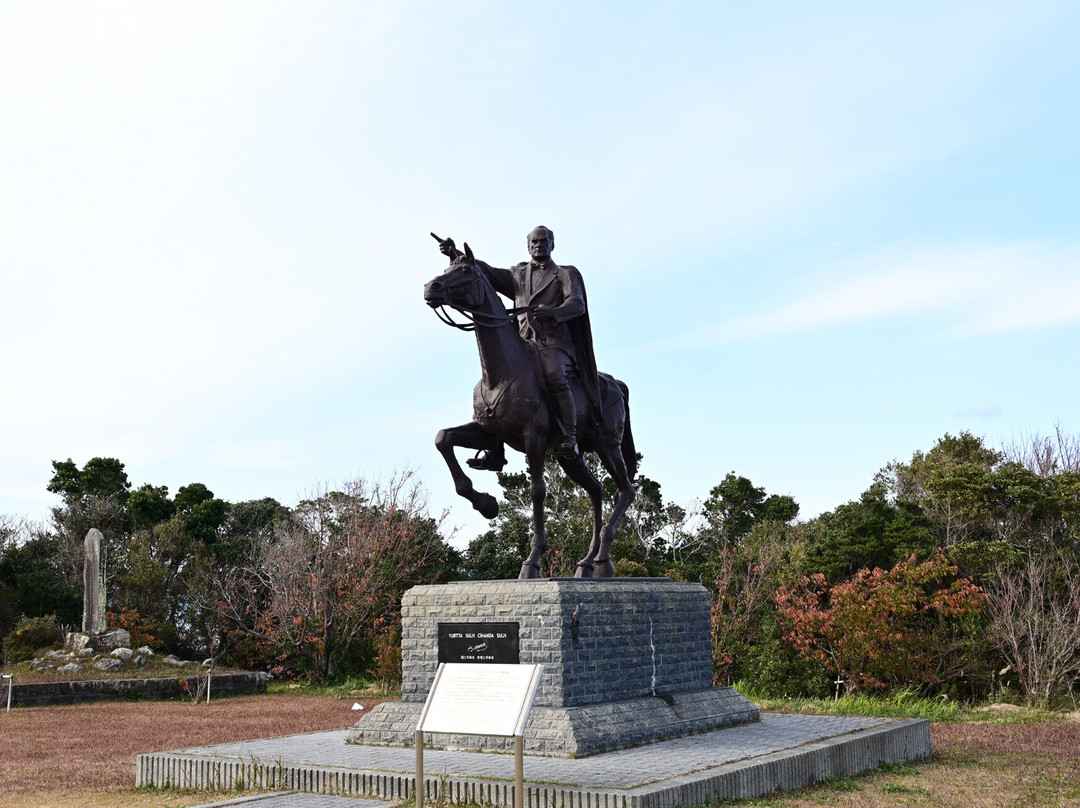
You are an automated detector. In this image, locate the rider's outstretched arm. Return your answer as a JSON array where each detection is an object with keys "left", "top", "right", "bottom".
[{"left": 475, "top": 259, "right": 514, "bottom": 300}]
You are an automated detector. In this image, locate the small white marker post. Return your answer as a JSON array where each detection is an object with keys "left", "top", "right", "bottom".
[
  {"left": 2, "top": 674, "right": 12, "bottom": 712},
  {"left": 415, "top": 663, "right": 544, "bottom": 808}
]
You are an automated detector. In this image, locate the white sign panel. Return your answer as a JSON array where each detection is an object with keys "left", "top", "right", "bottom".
[{"left": 417, "top": 663, "right": 543, "bottom": 737}]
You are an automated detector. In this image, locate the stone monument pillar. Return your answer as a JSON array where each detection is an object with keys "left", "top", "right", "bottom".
[{"left": 82, "top": 528, "right": 106, "bottom": 635}]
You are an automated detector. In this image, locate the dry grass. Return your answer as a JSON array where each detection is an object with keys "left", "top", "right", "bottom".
[
  {"left": 2, "top": 697, "right": 1079, "bottom": 808},
  {"left": 745, "top": 720, "right": 1080, "bottom": 807},
  {"left": 0, "top": 692, "right": 381, "bottom": 808}
]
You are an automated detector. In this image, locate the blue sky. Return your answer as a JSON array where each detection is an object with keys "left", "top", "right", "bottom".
[{"left": 2, "top": 1, "right": 1078, "bottom": 547}]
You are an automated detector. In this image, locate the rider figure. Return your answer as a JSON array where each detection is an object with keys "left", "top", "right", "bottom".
[{"left": 438, "top": 225, "right": 601, "bottom": 471}]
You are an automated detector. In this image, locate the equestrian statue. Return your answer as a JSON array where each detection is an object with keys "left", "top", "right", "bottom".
[{"left": 423, "top": 225, "right": 636, "bottom": 579}]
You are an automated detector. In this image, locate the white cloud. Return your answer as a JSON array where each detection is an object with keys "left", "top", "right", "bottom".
[{"left": 697, "top": 241, "right": 1080, "bottom": 343}]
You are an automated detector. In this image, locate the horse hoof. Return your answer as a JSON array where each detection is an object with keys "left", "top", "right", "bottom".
[
  {"left": 518, "top": 563, "right": 541, "bottom": 580},
  {"left": 475, "top": 493, "right": 499, "bottom": 520},
  {"left": 574, "top": 562, "right": 594, "bottom": 579}
]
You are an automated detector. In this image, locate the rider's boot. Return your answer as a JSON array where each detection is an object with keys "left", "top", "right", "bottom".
[
  {"left": 552, "top": 389, "right": 579, "bottom": 460},
  {"left": 466, "top": 443, "right": 507, "bottom": 471}
]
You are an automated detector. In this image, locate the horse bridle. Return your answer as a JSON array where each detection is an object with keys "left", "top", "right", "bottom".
[
  {"left": 433, "top": 302, "right": 535, "bottom": 331},
  {"left": 430, "top": 266, "right": 535, "bottom": 331}
]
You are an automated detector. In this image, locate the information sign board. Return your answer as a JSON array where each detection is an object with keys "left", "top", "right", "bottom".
[
  {"left": 417, "top": 662, "right": 543, "bottom": 737},
  {"left": 437, "top": 622, "right": 519, "bottom": 664}
]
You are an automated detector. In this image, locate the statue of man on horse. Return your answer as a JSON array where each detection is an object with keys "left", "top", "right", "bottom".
[
  {"left": 437, "top": 225, "right": 601, "bottom": 470},
  {"left": 425, "top": 226, "right": 637, "bottom": 578}
]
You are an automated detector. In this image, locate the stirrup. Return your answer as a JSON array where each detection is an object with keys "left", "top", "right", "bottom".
[
  {"left": 466, "top": 450, "right": 506, "bottom": 472},
  {"left": 554, "top": 436, "right": 579, "bottom": 460}
]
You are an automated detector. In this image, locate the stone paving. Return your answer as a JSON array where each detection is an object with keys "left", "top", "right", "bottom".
[{"left": 149, "top": 713, "right": 931, "bottom": 808}]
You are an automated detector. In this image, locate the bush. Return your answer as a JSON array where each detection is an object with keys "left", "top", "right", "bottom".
[
  {"left": 776, "top": 550, "right": 984, "bottom": 694},
  {"left": 3, "top": 614, "right": 64, "bottom": 662},
  {"left": 106, "top": 608, "right": 164, "bottom": 651}
]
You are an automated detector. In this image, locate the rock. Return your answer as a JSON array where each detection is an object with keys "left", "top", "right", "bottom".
[
  {"left": 77, "top": 648, "right": 95, "bottom": 658},
  {"left": 163, "top": 655, "right": 190, "bottom": 668},
  {"left": 90, "top": 629, "right": 131, "bottom": 652},
  {"left": 132, "top": 654, "right": 148, "bottom": 667},
  {"left": 31, "top": 659, "right": 52, "bottom": 671},
  {"left": 136, "top": 646, "right": 155, "bottom": 657},
  {"left": 66, "top": 631, "right": 92, "bottom": 652},
  {"left": 56, "top": 663, "right": 83, "bottom": 674},
  {"left": 202, "top": 659, "right": 213, "bottom": 668},
  {"left": 94, "top": 658, "right": 123, "bottom": 672},
  {"left": 45, "top": 649, "right": 72, "bottom": 661},
  {"left": 111, "top": 647, "right": 134, "bottom": 661}
]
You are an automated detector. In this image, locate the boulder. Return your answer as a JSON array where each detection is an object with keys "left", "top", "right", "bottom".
[
  {"left": 56, "top": 663, "right": 83, "bottom": 674},
  {"left": 94, "top": 658, "right": 123, "bottom": 672},
  {"left": 132, "top": 654, "right": 148, "bottom": 668},
  {"left": 45, "top": 649, "right": 73, "bottom": 661},
  {"left": 163, "top": 656, "right": 190, "bottom": 668},
  {"left": 111, "top": 647, "right": 134, "bottom": 661},
  {"left": 135, "top": 646, "right": 155, "bottom": 657},
  {"left": 90, "top": 629, "right": 131, "bottom": 652},
  {"left": 66, "top": 632, "right": 92, "bottom": 652}
]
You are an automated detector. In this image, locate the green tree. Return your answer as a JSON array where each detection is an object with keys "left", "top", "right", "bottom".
[
  {"left": 691, "top": 473, "right": 798, "bottom": 560},
  {"left": 0, "top": 533, "right": 80, "bottom": 626},
  {"left": 464, "top": 511, "right": 531, "bottom": 580},
  {"left": 45, "top": 457, "right": 133, "bottom": 597},
  {"left": 802, "top": 483, "right": 934, "bottom": 581}
]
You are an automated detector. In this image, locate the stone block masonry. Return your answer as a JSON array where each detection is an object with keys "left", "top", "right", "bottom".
[{"left": 348, "top": 579, "right": 759, "bottom": 756}]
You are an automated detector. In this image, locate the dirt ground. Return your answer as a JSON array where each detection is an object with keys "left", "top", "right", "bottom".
[
  {"left": 1, "top": 697, "right": 1079, "bottom": 808},
  {"left": 0, "top": 692, "right": 376, "bottom": 808}
]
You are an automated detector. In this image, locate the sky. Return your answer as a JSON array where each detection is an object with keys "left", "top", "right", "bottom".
[{"left": 2, "top": 1, "right": 1078, "bottom": 549}]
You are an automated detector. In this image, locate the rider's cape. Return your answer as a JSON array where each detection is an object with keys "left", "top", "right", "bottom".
[{"left": 567, "top": 276, "right": 602, "bottom": 421}]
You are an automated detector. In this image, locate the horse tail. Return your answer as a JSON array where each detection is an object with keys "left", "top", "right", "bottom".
[{"left": 617, "top": 379, "right": 638, "bottom": 479}]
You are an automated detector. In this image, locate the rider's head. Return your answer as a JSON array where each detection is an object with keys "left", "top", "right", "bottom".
[{"left": 527, "top": 226, "right": 554, "bottom": 261}]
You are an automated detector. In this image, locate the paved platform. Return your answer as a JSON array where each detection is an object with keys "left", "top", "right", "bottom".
[{"left": 142, "top": 713, "right": 929, "bottom": 808}]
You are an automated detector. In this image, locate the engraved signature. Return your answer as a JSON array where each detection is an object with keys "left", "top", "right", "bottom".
[{"left": 466, "top": 642, "right": 488, "bottom": 653}]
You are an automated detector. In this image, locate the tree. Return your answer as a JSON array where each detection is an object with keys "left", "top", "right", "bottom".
[
  {"left": 802, "top": 483, "right": 934, "bottom": 581},
  {"left": 45, "top": 457, "right": 133, "bottom": 596},
  {"left": 464, "top": 512, "right": 531, "bottom": 580},
  {"left": 689, "top": 473, "right": 798, "bottom": 560},
  {"left": 0, "top": 528, "right": 80, "bottom": 627},
  {"left": 111, "top": 482, "right": 230, "bottom": 655},
  {"left": 984, "top": 545, "right": 1080, "bottom": 708},
  {"left": 710, "top": 520, "right": 801, "bottom": 684},
  {"left": 776, "top": 550, "right": 984, "bottom": 694},
  {"left": 213, "top": 473, "right": 456, "bottom": 681}
]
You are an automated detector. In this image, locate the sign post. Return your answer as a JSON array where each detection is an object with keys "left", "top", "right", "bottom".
[{"left": 415, "top": 663, "right": 543, "bottom": 808}]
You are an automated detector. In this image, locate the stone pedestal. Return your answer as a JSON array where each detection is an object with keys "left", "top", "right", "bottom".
[{"left": 348, "top": 579, "right": 758, "bottom": 757}]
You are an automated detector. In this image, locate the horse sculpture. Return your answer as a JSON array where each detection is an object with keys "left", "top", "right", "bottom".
[{"left": 423, "top": 244, "right": 637, "bottom": 579}]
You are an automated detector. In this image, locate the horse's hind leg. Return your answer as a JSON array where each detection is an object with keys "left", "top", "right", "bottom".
[
  {"left": 435, "top": 422, "right": 500, "bottom": 520},
  {"left": 593, "top": 444, "right": 636, "bottom": 579},
  {"left": 556, "top": 456, "right": 605, "bottom": 578},
  {"left": 518, "top": 439, "right": 549, "bottom": 580}
]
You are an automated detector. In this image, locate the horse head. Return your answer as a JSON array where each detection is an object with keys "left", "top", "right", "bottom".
[{"left": 423, "top": 243, "right": 489, "bottom": 313}]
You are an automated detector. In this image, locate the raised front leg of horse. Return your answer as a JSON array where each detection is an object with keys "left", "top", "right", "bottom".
[{"left": 434, "top": 421, "right": 500, "bottom": 520}]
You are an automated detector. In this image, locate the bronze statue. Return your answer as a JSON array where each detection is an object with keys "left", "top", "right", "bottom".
[{"left": 425, "top": 227, "right": 637, "bottom": 579}]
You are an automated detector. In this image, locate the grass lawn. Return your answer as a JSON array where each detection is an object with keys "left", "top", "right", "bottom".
[{"left": 1, "top": 689, "right": 1078, "bottom": 807}]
